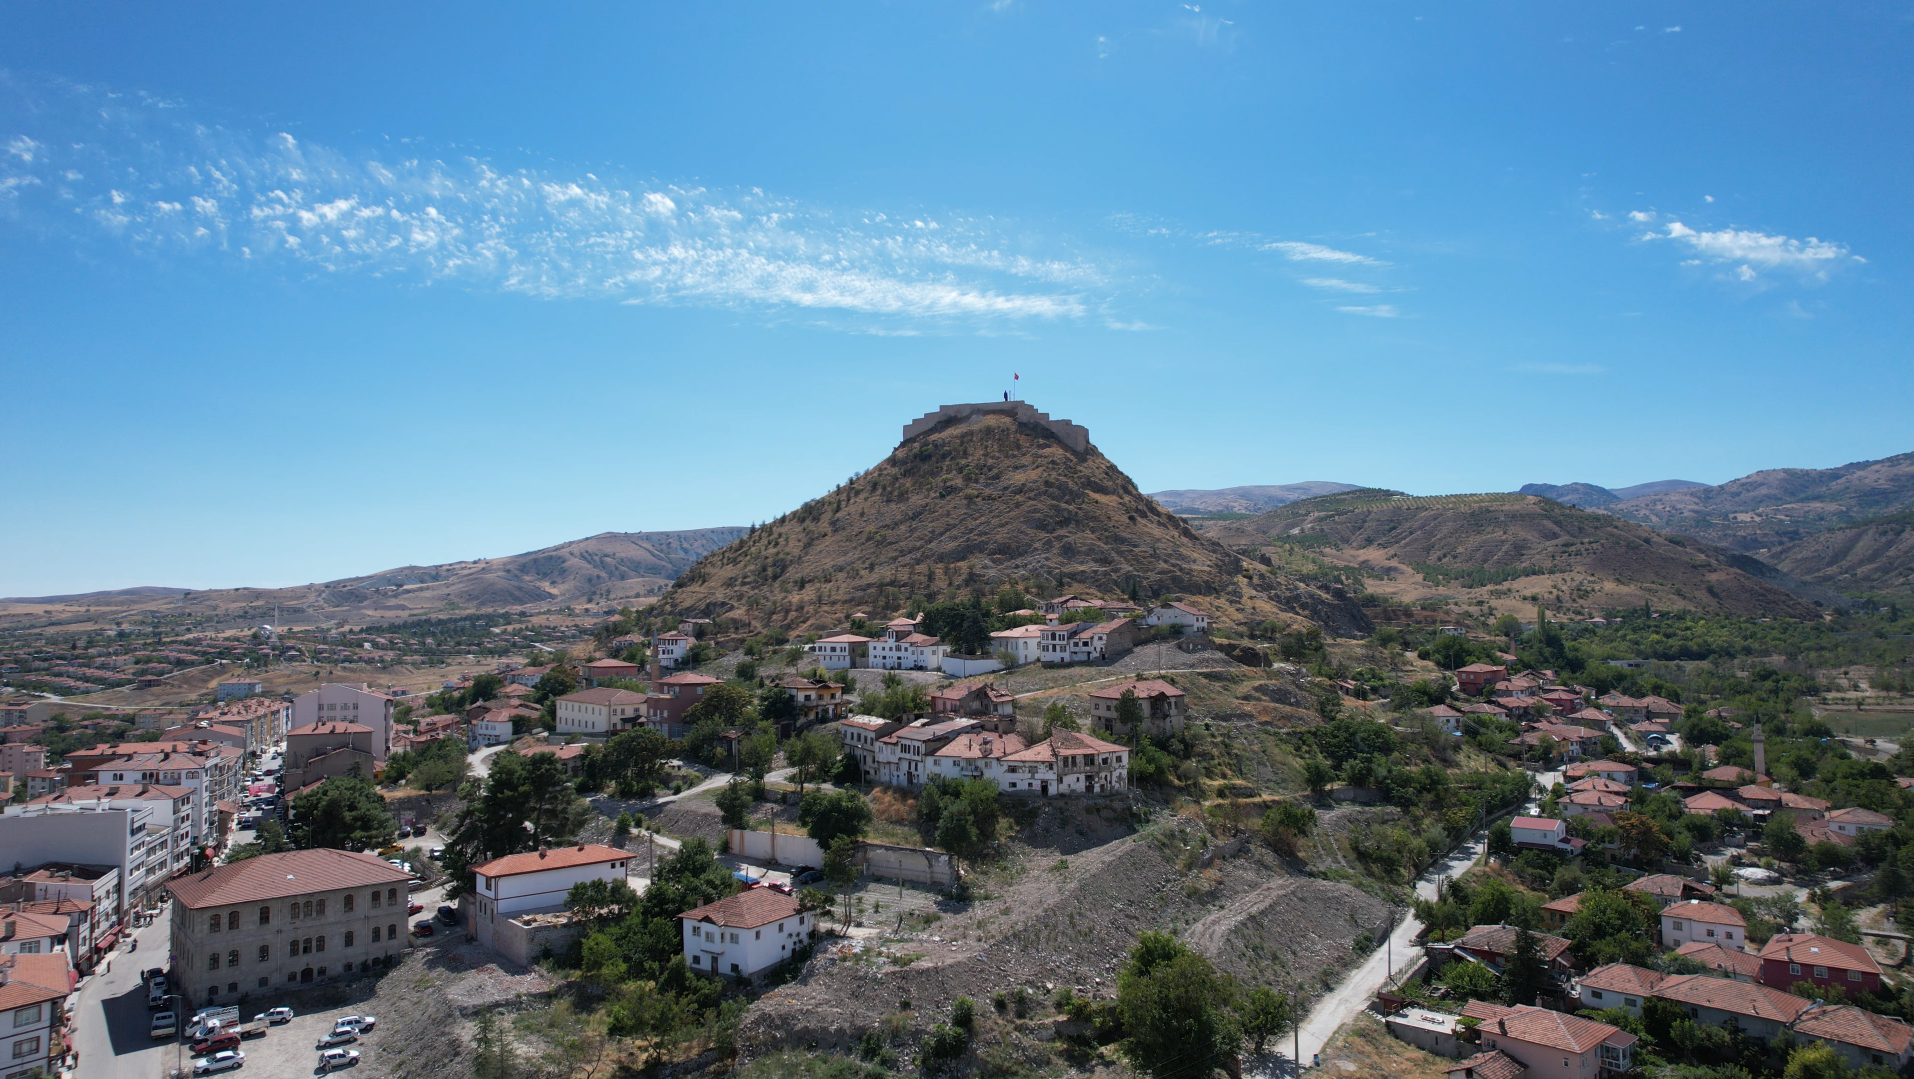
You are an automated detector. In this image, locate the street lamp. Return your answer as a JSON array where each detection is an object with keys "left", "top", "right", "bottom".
[{"left": 164, "top": 991, "right": 189, "bottom": 1079}]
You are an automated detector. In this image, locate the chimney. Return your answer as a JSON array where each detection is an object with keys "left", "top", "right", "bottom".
[{"left": 538, "top": 847, "right": 548, "bottom": 859}]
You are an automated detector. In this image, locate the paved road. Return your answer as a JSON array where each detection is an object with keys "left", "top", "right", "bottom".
[
  {"left": 74, "top": 907, "right": 181, "bottom": 1079},
  {"left": 1259, "top": 768, "right": 1556, "bottom": 1076}
]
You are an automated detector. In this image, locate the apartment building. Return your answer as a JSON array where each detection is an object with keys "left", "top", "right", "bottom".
[{"left": 291, "top": 684, "right": 396, "bottom": 759}]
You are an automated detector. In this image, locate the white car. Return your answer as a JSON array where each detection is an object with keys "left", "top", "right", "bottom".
[
  {"left": 318, "top": 1049, "right": 361, "bottom": 1071},
  {"left": 315, "top": 1030, "right": 358, "bottom": 1049},
  {"left": 193, "top": 1050, "right": 245, "bottom": 1075},
  {"left": 151, "top": 1012, "right": 178, "bottom": 1039},
  {"left": 254, "top": 1007, "right": 294, "bottom": 1025},
  {"left": 334, "top": 1015, "right": 377, "bottom": 1033},
  {"left": 1734, "top": 866, "right": 1782, "bottom": 884}
]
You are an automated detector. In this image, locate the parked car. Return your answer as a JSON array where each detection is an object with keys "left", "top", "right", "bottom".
[
  {"left": 412, "top": 921, "right": 434, "bottom": 937},
  {"left": 142, "top": 967, "right": 167, "bottom": 983},
  {"left": 768, "top": 881, "right": 794, "bottom": 895},
  {"left": 436, "top": 905, "right": 459, "bottom": 926},
  {"left": 315, "top": 1030, "right": 358, "bottom": 1049},
  {"left": 148, "top": 988, "right": 168, "bottom": 1009},
  {"left": 255, "top": 1008, "right": 295, "bottom": 1025},
  {"left": 429, "top": 847, "right": 444, "bottom": 860},
  {"left": 408, "top": 902, "right": 423, "bottom": 915},
  {"left": 191, "top": 1033, "right": 241, "bottom": 1057},
  {"left": 318, "top": 1048, "right": 362, "bottom": 1071},
  {"left": 193, "top": 1050, "right": 245, "bottom": 1076},
  {"left": 793, "top": 870, "right": 824, "bottom": 886},
  {"left": 151, "top": 1012, "right": 178, "bottom": 1040},
  {"left": 334, "top": 1015, "right": 377, "bottom": 1033}
]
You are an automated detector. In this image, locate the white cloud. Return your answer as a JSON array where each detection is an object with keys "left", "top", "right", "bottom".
[
  {"left": 1264, "top": 240, "right": 1384, "bottom": 265},
  {"left": 1336, "top": 304, "right": 1398, "bottom": 318},
  {"left": 1104, "top": 319, "right": 1162, "bottom": 331},
  {"left": 1652, "top": 218, "right": 1857, "bottom": 280},
  {"left": 1663, "top": 25, "right": 1682, "bottom": 32},
  {"left": 1514, "top": 362, "right": 1604, "bottom": 375},
  {"left": 0, "top": 78, "right": 1100, "bottom": 327},
  {"left": 1301, "top": 277, "right": 1380, "bottom": 293},
  {"left": 1628, "top": 210, "right": 1655, "bottom": 223}
]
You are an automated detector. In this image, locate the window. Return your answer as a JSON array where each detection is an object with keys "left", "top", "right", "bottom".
[
  {"left": 258, "top": 946, "right": 269, "bottom": 963},
  {"left": 316, "top": 936, "right": 325, "bottom": 952},
  {"left": 691, "top": 955, "right": 701, "bottom": 967},
  {"left": 316, "top": 899, "right": 326, "bottom": 916},
  {"left": 12, "top": 1037, "right": 40, "bottom": 1059},
  {"left": 228, "top": 950, "right": 238, "bottom": 967},
  {"left": 754, "top": 930, "right": 761, "bottom": 940},
  {"left": 209, "top": 913, "right": 221, "bottom": 933},
  {"left": 259, "top": 906, "right": 270, "bottom": 926},
  {"left": 370, "top": 890, "right": 381, "bottom": 908},
  {"left": 1707, "top": 929, "right": 1716, "bottom": 938},
  {"left": 208, "top": 954, "right": 220, "bottom": 971},
  {"left": 1672, "top": 920, "right": 1684, "bottom": 931},
  {"left": 303, "top": 901, "right": 314, "bottom": 919},
  {"left": 12, "top": 1006, "right": 40, "bottom": 1028},
  {"left": 290, "top": 903, "right": 299, "bottom": 922},
  {"left": 345, "top": 932, "right": 354, "bottom": 947},
  {"left": 371, "top": 927, "right": 380, "bottom": 943},
  {"left": 302, "top": 938, "right": 312, "bottom": 955},
  {"left": 1589, "top": 990, "right": 1604, "bottom": 999},
  {"left": 1790, "top": 963, "right": 1802, "bottom": 975},
  {"left": 228, "top": 910, "right": 239, "bottom": 931},
  {"left": 387, "top": 889, "right": 397, "bottom": 905},
  {"left": 257, "top": 978, "right": 268, "bottom": 989},
  {"left": 344, "top": 894, "right": 354, "bottom": 912},
  {"left": 389, "top": 924, "right": 396, "bottom": 940},
  {"left": 1814, "top": 966, "right": 1828, "bottom": 979},
  {"left": 13, "top": 945, "right": 35, "bottom": 956},
  {"left": 1849, "top": 970, "right": 1863, "bottom": 982}
]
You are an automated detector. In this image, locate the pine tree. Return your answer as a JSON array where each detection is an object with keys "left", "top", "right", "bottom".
[{"left": 1501, "top": 926, "right": 1547, "bottom": 1007}]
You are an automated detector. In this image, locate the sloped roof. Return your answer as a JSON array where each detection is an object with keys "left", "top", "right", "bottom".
[
  {"left": 0, "top": 910, "right": 72, "bottom": 942},
  {"left": 1683, "top": 790, "right": 1746, "bottom": 814},
  {"left": 1453, "top": 924, "right": 1573, "bottom": 964},
  {"left": 1827, "top": 806, "right": 1894, "bottom": 827},
  {"left": 0, "top": 952, "right": 70, "bottom": 1012},
  {"left": 557, "top": 688, "right": 646, "bottom": 706},
  {"left": 472, "top": 843, "right": 628, "bottom": 879},
  {"left": 679, "top": 887, "right": 802, "bottom": 929},
  {"left": 930, "top": 732, "right": 1029, "bottom": 761},
  {"left": 168, "top": 850, "right": 410, "bottom": 909},
  {"left": 1654, "top": 973, "right": 1815, "bottom": 1023},
  {"left": 1676, "top": 940, "right": 1763, "bottom": 979},
  {"left": 1443, "top": 1051, "right": 1525, "bottom": 1079},
  {"left": 289, "top": 722, "right": 374, "bottom": 736},
  {"left": 1792, "top": 1005, "right": 1914, "bottom": 1056},
  {"left": 1580, "top": 962, "right": 1665, "bottom": 998},
  {"left": 1626, "top": 874, "right": 1715, "bottom": 901},
  {"left": 1475, "top": 1002, "right": 1635, "bottom": 1053},
  {"left": 1701, "top": 765, "right": 1767, "bottom": 783},
  {"left": 1759, "top": 933, "right": 1882, "bottom": 974},
  {"left": 1662, "top": 899, "right": 1745, "bottom": 927}
]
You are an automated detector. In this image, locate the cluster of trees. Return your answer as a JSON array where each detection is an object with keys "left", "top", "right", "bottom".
[
  {"left": 441, "top": 752, "right": 595, "bottom": 896},
  {"left": 861, "top": 672, "right": 930, "bottom": 720},
  {"left": 915, "top": 776, "right": 1006, "bottom": 858},
  {"left": 382, "top": 735, "right": 470, "bottom": 791},
  {"left": 1112, "top": 933, "right": 1294, "bottom": 1078},
  {"left": 287, "top": 768, "right": 398, "bottom": 852}
]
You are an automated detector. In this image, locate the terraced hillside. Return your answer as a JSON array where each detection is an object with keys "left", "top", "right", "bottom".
[
  {"left": 1196, "top": 489, "right": 1821, "bottom": 619},
  {"left": 654, "top": 411, "right": 1372, "bottom": 636}
]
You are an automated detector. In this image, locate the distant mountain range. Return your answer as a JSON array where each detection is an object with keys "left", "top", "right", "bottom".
[
  {"left": 1147, "top": 482, "right": 1362, "bottom": 515},
  {"left": 1518, "top": 479, "right": 1710, "bottom": 508}
]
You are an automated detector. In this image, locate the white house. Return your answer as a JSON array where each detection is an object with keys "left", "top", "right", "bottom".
[
  {"left": 995, "top": 730, "right": 1131, "bottom": 796},
  {"left": 0, "top": 952, "right": 70, "bottom": 1079},
  {"left": 468, "top": 711, "right": 515, "bottom": 748},
  {"left": 866, "top": 624, "right": 948, "bottom": 671},
  {"left": 1825, "top": 807, "right": 1894, "bottom": 837},
  {"left": 1142, "top": 602, "right": 1209, "bottom": 635},
  {"left": 652, "top": 633, "right": 694, "bottom": 670},
  {"left": 1509, "top": 816, "right": 1578, "bottom": 853},
  {"left": 873, "top": 719, "right": 981, "bottom": 787},
  {"left": 1659, "top": 899, "right": 1747, "bottom": 950},
  {"left": 291, "top": 684, "right": 395, "bottom": 760},
  {"left": 468, "top": 844, "right": 630, "bottom": 957},
  {"left": 835, "top": 715, "right": 903, "bottom": 780},
  {"left": 807, "top": 634, "right": 872, "bottom": 671},
  {"left": 0, "top": 910, "right": 69, "bottom": 960},
  {"left": 987, "top": 624, "right": 1043, "bottom": 666},
  {"left": 553, "top": 688, "right": 646, "bottom": 737},
  {"left": 1577, "top": 963, "right": 1666, "bottom": 1016},
  {"left": 679, "top": 888, "right": 813, "bottom": 980}
]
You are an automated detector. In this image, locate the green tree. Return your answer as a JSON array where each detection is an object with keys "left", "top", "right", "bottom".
[
  {"left": 715, "top": 779, "right": 753, "bottom": 829},
  {"left": 798, "top": 788, "right": 873, "bottom": 846},
  {"left": 1500, "top": 926, "right": 1547, "bottom": 1006},
  {"left": 936, "top": 803, "right": 982, "bottom": 857},
  {"left": 1488, "top": 820, "right": 1514, "bottom": 859},
  {"left": 530, "top": 667, "right": 576, "bottom": 704},
  {"left": 1303, "top": 759, "right": 1337, "bottom": 797},
  {"left": 682, "top": 682, "right": 756, "bottom": 728},
  {"left": 1115, "top": 689, "right": 1145, "bottom": 744},
  {"left": 1260, "top": 802, "right": 1316, "bottom": 858},
  {"left": 823, "top": 834, "right": 859, "bottom": 890},
  {"left": 1561, "top": 889, "right": 1662, "bottom": 967},
  {"left": 613, "top": 812, "right": 633, "bottom": 841},
  {"left": 255, "top": 817, "right": 291, "bottom": 854},
  {"left": 1237, "top": 987, "right": 1292, "bottom": 1055},
  {"left": 1766, "top": 811, "right": 1809, "bottom": 863},
  {"left": 757, "top": 686, "right": 799, "bottom": 731},
  {"left": 290, "top": 770, "right": 396, "bottom": 852},
  {"left": 1815, "top": 901, "right": 1862, "bottom": 944},
  {"left": 1614, "top": 811, "right": 1671, "bottom": 864},
  {"left": 1041, "top": 701, "right": 1080, "bottom": 737},
  {"left": 785, "top": 730, "right": 840, "bottom": 793},
  {"left": 590, "top": 727, "right": 672, "bottom": 798},
  {"left": 1782, "top": 1042, "right": 1852, "bottom": 1079},
  {"left": 467, "top": 672, "right": 507, "bottom": 705},
  {"left": 441, "top": 751, "right": 594, "bottom": 897},
  {"left": 1438, "top": 960, "right": 1500, "bottom": 1000},
  {"left": 473, "top": 1008, "right": 512, "bottom": 1079},
  {"left": 738, "top": 730, "right": 777, "bottom": 784},
  {"left": 1117, "top": 933, "right": 1242, "bottom": 1079},
  {"left": 579, "top": 931, "right": 627, "bottom": 987}
]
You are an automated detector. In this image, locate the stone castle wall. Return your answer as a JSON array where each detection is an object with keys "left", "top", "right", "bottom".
[{"left": 900, "top": 402, "right": 1090, "bottom": 453}]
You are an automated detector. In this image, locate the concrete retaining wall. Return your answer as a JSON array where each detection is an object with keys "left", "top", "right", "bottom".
[
  {"left": 858, "top": 842, "right": 960, "bottom": 887},
  {"left": 728, "top": 828, "right": 826, "bottom": 868},
  {"left": 491, "top": 911, "right": 587, "bottom": 966}
]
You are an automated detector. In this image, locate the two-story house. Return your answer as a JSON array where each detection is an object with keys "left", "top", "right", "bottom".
[
  {"left": 679, "top": 888, "right": 812, "bottom": 981},
  {"left": 1087, "top": 680, "right": 1187, "bottom": 738},
  {"left": 554, "top": 689, "right": 646, "bottom": 737}
]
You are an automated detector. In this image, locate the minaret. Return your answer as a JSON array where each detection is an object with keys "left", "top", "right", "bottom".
[{"left": 1752, "top": 722, "right": 1767, "bottom": 784}]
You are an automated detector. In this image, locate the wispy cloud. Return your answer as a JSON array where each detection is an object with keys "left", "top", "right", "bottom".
[
  {"left": 1336, "top": 304, "right": 1399, "bottom": 318},
  {"left": 1107, "top": 214, "right": 1390, "bottom": 270},
  {"left": 1514, "top": 362, "right": 1604, "bottom": 375},
  {"left": 1605, "top": 208, "right": 1861, "bottom": 284},
  {"left": 1104, "top": 319, "right": 1163, "bottom": 331},
  {"left": 1301, "top": 277, "right": 1381, "bottom": 293},
  {"left": 0, "top": 76, "right": 1098, "bottom": 327},
  {"left": 1261, "top": 240, "right": 1383, "bottom": 265}
]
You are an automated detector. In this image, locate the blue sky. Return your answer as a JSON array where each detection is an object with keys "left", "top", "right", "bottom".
[{"left": 3, "top": 2, "right": 1910, "bottom": 596}]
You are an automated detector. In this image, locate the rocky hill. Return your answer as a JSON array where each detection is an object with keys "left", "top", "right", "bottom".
[
  {"left": 654, "top": 404, "right": 1372, "bottom": 636},
  {"left": 1195, "top": 490, "right": 1822, "bottom": 619},
  {"left": 1767, "top": 512, "right": 1914, "bottom": 596},
  {"left": 1519, "top": 479, "right": 1707, "bottom": 508},
  {"left": 1602, "top": 451, "right": 1914, "bottom": 552},
  {"left": 0, "top": 527, "right": 744, "bottom": 632},
  {"left": 1146, "top": 481, "right": 1361, "bottom": 515}
]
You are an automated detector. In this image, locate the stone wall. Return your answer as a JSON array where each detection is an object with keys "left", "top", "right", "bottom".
[{"left": 899, "top": 402, "right": 1090, "bottom": 453}]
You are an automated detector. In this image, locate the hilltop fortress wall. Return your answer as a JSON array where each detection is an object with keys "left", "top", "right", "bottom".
[{"left": 900, "top": 401, "right": 1091, "bottom": 453}]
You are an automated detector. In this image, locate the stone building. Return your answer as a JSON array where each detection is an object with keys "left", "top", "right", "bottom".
[{"left": 165, "top": 850, "right": 414, "bottom": 1008}]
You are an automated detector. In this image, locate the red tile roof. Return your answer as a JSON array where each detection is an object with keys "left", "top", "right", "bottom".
[
  {"left": 168, "top": 849, "right": 411, "bottom": 909},
  {"left": 1792, "top": 1005, "right": 1914, "bottom": 1056},
  {"left": 679, "top": 887, "right": 802, "bottom": 929},
  {"left": 931, "top": 732, "right": 1029, "bottom": 760},
  {"left": 1626, "top": 874, "right": 1716, "bottom": 901},
  {"left": 1759, "top": 933, "right": 1882, "bottom": 974},
  {"left": 1475, "top": 1002, "right": 1635, "bottom": 1053},
  {"left": 1088, "top": 679, "right": 1184, "bottom": 700},
  {"left": 1580, "top": 962, "right": 1665, "bottom": 997},
  {"left": 0, "top": 952, "right": 71, "bottom": 1013},
  {"left": 288, "top": 722, "right": 374, "bottom": 736},
  {"left": 1676, "top": 941, "right": 1763, "bottom": 980},
  {"left": 1443, "top": 1051, "right": 1525, "bottom": 1079},
  {"left": 1654, "top": 973, "right": 1816, "bottom": 1023},
  {"left": 558, "top": 688, "right": 646, "bottom": 706},
  {"left": 1662, "top": 899, "right": 1745, "bottom": 927},
  {"left": 471, "top": 844, "right": 629, "bottom": 879}
]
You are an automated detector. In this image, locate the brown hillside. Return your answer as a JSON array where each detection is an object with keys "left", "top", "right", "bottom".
[
  {"left": 1769, "top": 513, "right": 1914, "bottom": 596},
  {"left": 1604, "top": 451, "right": 1914, "bottom": 552},
  {"left": 1197, "top": 490, "right": 1820, "bottom": 619},
  {"left": 655, "top": 408, "right": 1371, "bottom": 635}
]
